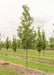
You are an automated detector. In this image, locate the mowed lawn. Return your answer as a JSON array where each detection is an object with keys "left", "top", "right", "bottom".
[{"left": 0, "top": 48, "right": 54, "bottom": 74}]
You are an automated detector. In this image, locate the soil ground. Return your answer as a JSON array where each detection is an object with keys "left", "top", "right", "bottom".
[{"left": 0, "top": 59, "right": 53, "bottom": 75}]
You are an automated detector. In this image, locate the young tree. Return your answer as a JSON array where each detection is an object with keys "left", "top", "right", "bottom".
[
  {"left": 12, "top": 35, "right": 17, "bottom": 52},
  {"left": 17, "top": 39, "right": 23, "bottom": 49},
  {"left": 49, "top": 37, "right": 54, "bottom": 48},
  {"left": 3, "top": 41, "right": 6, "bottom": 48},
  {"left": 9, "top": 40, "right": 11, "bottom": 48},
  {"left": 6, "top": 36, "right": 9, "bottom": 49},
  {"left": 17, "top": 5, "right": 36, "bottom": 74},
  {"left": 42, "top": 30, "right": 46, "bottom": 56},
  {"left": 0, "top": 34, "right": 2, "bottom": 50},
  {"left": 49, "top": 24, "right": 54, "bottom": 48},
  {"left": 0, "top": 41, "right": 3, "bottom": 50},
  {"left": 36, "top": 27, "right": 42, "bottom": 60}
]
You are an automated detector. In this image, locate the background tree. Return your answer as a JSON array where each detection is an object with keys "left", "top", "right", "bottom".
[
  {"left": 6, "top": 36, "right": 9, "bottom": 49},
  {"left": 17, "top": 39, "right": 23, "bottom": 49},
  {"left": 12, "top": 35, "right": 17, "bottom": 52},
  {"left": 49, "top": 24, "right": 54, "bottom": 48},
  {"left": 42, "top": 30, "right": 46, "bottom": 56},
  {"left": 46, "top": 40, "right": 49, "bottom": 48},
  {"left": 0, "top": 41, "right": 2, "bottom": 50},
  {"left": 17, "top": 5, "right": 36, "bottom": 74},
  {"left": 0, "top": 33, "right": 2, "bottom": 50},
  {"left": 0, "top": 41, "right": 4, "bottom": 49},
  {"left": 36, "top": 27, "right": 42, "bottom": 60},
  {"left": 53, "top": 24, "right": 54, "bottom": 37},
  {"left": 49, "top": 37, "right": 54, "bottom": 48},
  {"left": 3, "top": 41, "right": 6, "bottom": 48},
  {"left": 9, "top": 40, "right": 11, "bottom": 48}
]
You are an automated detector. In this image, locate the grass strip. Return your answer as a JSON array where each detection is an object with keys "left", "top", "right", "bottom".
[
  {"left": 0, "top": 55, "right": 54, "bottom": 73},
  {"left": 8, "top": 53, "right": 54, "bottom": 62},
  {"left": 0, "top": 52, "right": 54, "bottom": 63}
]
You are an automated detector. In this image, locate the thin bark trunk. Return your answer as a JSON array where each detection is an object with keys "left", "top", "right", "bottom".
[
  {"left": 34, "top": 50, "right": 35, "bottom": 55},
  {"left": 39, "top": 52, "right": 40, "bottom": 60},
  {"left": 26, "top": 48, "right": 28, "bottom": 75},
  {"left": 43, "top": 49, "right": 44, "bottom": 56}
]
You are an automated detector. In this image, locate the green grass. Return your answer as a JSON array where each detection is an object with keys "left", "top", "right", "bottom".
[
  {"left": 8, "top": 53, "right": 54, "bottom": 63},
  {"left": 0, "top": 55, "right": 54, "bottom": 74},
  {"left": 0, "top": 48, "right": 54, "bottom": 57},
  {"left": 1, "top": 52, "right": 54, "bottom": 63},
  {"left": 0, "top": 48, "right": 54, "bottom": 63},
  {"left": 0, "top": 65, "right": 23, "bottom": 75}
]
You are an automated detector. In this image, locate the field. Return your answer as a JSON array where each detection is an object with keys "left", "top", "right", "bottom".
[{"left": 0, "top": 48, "right": 54, "bottom": 75}]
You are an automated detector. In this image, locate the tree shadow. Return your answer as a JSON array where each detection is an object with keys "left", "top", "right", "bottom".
[{"left": 1, "top": 63, "right": 10, "bottom": 65}]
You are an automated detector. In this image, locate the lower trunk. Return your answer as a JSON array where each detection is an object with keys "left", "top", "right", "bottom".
[
  {"left": 43, "top": 49, "right": 44, "bottom": 56},
  {"left": 39, "top": 52, "right": 40, "bottom": 60},
  {"left": 26, "top": 48, "right": 28, "bottom": 75},
  {"left": 34, "top": 50, "right": 35, "bottom": 55}
]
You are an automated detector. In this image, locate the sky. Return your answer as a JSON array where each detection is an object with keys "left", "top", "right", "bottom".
[{"left": 0, "top": 0, "right": 54, "bottom": 41}]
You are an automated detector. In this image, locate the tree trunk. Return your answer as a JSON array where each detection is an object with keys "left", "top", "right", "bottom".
[
  {"left": 26, "top": 48, "right": 28, "bottom": 75},
  {"left": 43, "top": 49, "right": 44, "bottom": 56},
  {"left": 39, "top": 52, "right": 40, "bottom": 60},
  {"left": 34, "top": 50, "right": 35, "bottom": 56}
]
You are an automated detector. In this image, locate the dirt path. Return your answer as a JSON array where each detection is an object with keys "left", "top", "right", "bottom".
[
  {"left": 32, "top": 55, "right": 54, "bottom": 59},
  {"left": 28, "top": 52, "right": 54, "bottom": 57},
  {"left": 31, "top": 55, "right": 54, "bottom": 59},
  {"left": 0, "top": 59, "right": 53, "bottom": 75},
  {"left": 0, "top": 54, "right": 54, "bottom": 66}
]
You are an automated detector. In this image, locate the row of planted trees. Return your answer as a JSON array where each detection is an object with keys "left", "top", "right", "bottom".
[
  {"left": 0, "top": 34, "right": 53, "bottom": 51},
  {"left": 0, "top": 28, "right": 46, "bottom": 55}
]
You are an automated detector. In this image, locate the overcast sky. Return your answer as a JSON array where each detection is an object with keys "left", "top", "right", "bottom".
[{"left": 0, "top": 0, "right": 54, "bottom": 41}]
